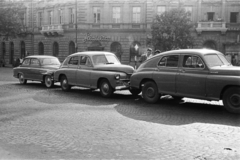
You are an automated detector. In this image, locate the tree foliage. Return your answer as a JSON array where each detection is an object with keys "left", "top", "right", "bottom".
[
  {"left": 0, "top": 0, "right": 26, "bottom": 40},
  {"left": 151, "top": 8, "right": 195, "bottom": 52}
]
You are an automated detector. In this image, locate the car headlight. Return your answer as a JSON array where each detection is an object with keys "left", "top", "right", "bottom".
[{"left": 114, "top": 74, "right": 120, "bottom": 80}]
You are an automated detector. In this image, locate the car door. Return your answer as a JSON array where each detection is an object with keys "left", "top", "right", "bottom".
[
  {"left": 66, "top": 56, "right": 79, "bottom": 85},
  {"left": 29, "top": 58, "right": 42, "bottom": 81},
  {"left": 176, "top": 54, "right": 208, "bottom": 98},
  {"left": 76, "top": 55, "right": 92, "bottom": 87},
  {"left": 153, "top": 55, "right": 179, "bottom": 94},
  {"left": 20, "top": 58, "right": 31, "bottom": 79}
]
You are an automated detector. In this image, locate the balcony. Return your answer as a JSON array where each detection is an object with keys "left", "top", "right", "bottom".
[
  {"left": 40, "top": 24, "right": 64, "bottom": 36},
  {"left": 63, "top": 23, "right": 147, "bottom": 30},
  {"left": 196, "top": 21, "right": 227, "bottom": 34}
]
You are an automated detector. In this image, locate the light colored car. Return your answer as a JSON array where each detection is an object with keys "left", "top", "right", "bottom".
[
  {"left": 13, "top": 55, "right": 61, "bottom": 88},
  {"left": 130, "top": 49, "right": 240, "bottom": 113},
  {"left": 54, "top": 51, "right": 136, "bottom": 97}
]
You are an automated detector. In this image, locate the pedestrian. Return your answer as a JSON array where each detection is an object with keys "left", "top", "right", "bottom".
[
  {"left": 154, "top": 50, "right": 161, "bottom": 55},
  {"left": 140, "top": 48, "right": 153, "bottom": 63}
]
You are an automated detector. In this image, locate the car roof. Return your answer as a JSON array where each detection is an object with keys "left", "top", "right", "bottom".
[
  {"left": 69, "top": 51, "right": 115, "bottom": 57},
  {"left": 25, "top": 55, "right": 58, "bottom": 59},
  {"left": 158, "top": 48, "right": 222, "bottom": 56}
]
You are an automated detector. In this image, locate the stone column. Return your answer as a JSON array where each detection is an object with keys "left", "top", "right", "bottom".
[
  {"left": 197, "top": 0, "right": 202, "bottom": 21},
  {"left": 222, "top": 0, "right": 226, "bottom": 21}
]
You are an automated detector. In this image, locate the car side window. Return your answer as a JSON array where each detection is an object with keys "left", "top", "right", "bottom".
[
  {"left": 30, "top": 58, "right": 40, "bottom": 66},
  {"left": 22, "top": 59, "right": 30, "bottom": 66},
  {"left": 183, "top": 55, "right": 204, "bottom": 68},
  {"left": 68, "top": 56, "right": 79, "bottom": 65},
  {"left": 80, "top": 56, "right": 91, "bottom": 66},
  {"left": 158, "top": 55, "right": 179, "bottom": 67}
]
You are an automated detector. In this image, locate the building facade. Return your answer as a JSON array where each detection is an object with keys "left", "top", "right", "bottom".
[{"left": 1, "top": 0, "right": 240, "bottom": 66}]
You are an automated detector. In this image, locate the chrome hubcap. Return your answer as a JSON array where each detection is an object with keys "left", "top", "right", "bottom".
[
  {"left": 102, "top": 83, "right": 109, "bottom": 94},
  {"left": 62, "top": 79, "right": 67, "bottom": 88},
  {"left": 46, "top": 77, "right": 51, "bottom": 85},
  {"left": 230, "top": 94, "right": 240, "bottom": 108},
  {"left": 146, "top": 87, "right": 155, "bottom": 98}
]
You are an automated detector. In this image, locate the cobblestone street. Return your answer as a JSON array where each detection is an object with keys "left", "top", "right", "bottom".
[{"left": 0, "top": 67, "right": 240, "bottom": 160}]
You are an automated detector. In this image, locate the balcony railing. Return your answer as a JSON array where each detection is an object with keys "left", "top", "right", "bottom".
[
  {"left": 63, "top": 23, "right": 147, "bottom": 30},
  {"left": 40, "top": 24, "right": 64, "bottom": 36},
  {"left": 196, "top": 21, "right": 227, "bottom": 34}
]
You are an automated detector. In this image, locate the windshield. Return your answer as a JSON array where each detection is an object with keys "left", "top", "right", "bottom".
[
  {"left": 204, "top": 54, "right": 231, "bottom": 67},
  {"left": 41, "top": 58, "right": 61, "bottom": 65},
  {"left": 93, "top": 55, "right": 120, "bottom": 65}
]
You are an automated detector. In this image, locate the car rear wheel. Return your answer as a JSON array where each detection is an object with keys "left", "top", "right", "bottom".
[
  {"left": 44, "top": 75, "right": 54, "bottom": 88},
  {"left": 100, "top": 79, "right": 114, "bottom": 98},
  {"left": 223, "top": 87, "right": 240, "bottom": 113},
  {"left": 142, "top": 81, "right": 160, "bottom": 103},
  {"left": 19, "top": 73, "right": 27, "bottom": 84},
  {"left": 129, "top": 88, "right": 141, "bottom": 96},
  {"left": 60, "top": 76, "right": 71, "bottom": 91}
]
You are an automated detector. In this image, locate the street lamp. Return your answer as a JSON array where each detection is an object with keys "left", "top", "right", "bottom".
[{"left": 75, "top": 0, "right": 78, "bottom": 52}]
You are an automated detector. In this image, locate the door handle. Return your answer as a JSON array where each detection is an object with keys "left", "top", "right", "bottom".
[{"left": 179, "top": 69, "right": 185, "bottom": 73}]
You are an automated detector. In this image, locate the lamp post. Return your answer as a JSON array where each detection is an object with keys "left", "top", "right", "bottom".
[{"left": 75, "top": 0, "right": 78, "bottom": 52}]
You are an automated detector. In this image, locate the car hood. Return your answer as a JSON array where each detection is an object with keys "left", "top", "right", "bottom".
[
  {"left": 42, "top": 65, "right": 60, "bottom": 70},
  {"left": 94, "top": 64, "right": 134, "bottom": 74},
  {"left": 211, "top": 66, "right": 240, "bottom": 76}
]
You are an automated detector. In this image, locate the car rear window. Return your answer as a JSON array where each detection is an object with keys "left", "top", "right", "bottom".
[
  {"left": 41, "top": 58, "right": 60, "bottom": 65},
  {"left": 204, "top": 54, "right": 230, "bottom": 67}
]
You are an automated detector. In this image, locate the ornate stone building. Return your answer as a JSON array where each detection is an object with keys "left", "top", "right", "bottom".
[{"left": 1, "top": 0, "right": 240, "bottom": 66}]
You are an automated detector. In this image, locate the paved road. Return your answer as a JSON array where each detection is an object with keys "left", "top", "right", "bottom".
[{"left": 0, "top": 67, "right": 240, "bottom": 160}]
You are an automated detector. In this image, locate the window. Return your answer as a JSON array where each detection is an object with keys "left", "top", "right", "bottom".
[
  {"left": 207, "top": 12, "right": 214, "bottom": 21},
  {"left": 205, "top": 54, "right": 230, "bottom": 67},
  {"left": 93, "top": 7, "right": 101, "bottom": 23},
  {"left": 69, "top": 56, "right": 79, "bottom": 65},
  {"left": 132, "top": 7, "right": 141, "bottom": 23},
  {"left": 80, "top": 56, "right": 88, "bottom": 65},
  {"left": 113, "top": 7, "right": 121, "bottom": 23},
  {"left": 38, "top": 12, "right": 42, "bottom": 26},
  {"left": 157, "top": 6, "right": 166, "bottom": 16},
  {"left": 48, "top": 11, "right": 53, "bottom": 25},
  {"left": 185, "top": 6, "right": 192, "bottom": 21},
  {"left": 59, "top": 9, "right": 63, "bottom": 24},
  {"left": 69, "top": 8, "right": 74, "bottom": 23},
  {"left": 53, "top": 42, "right": 59, "bottom": 57},
  {"left": 30, "top": 59, "right": 40, "bottom": 66},
  {"left": 158, "top": 55, "right": 179, "bottom": 67},
  {"left": 183, "top": 55, "right": 204, "bottom": 68},
  {"left": 22, "top": 59, "right": 30, "bottom": 66},
  {"left": 230, "top": 12, "right": 238, "bottom": 23}
]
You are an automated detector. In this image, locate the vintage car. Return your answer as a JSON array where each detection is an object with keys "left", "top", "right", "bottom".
[
  {"left": 13, "top": 55, "right": 61, "bottom": 87},
  {"left": 53, "top": 51, "right": 136, "bottom": 97},
  {"left": 130, "top": 49, "right": 240, "bottom": 113}
]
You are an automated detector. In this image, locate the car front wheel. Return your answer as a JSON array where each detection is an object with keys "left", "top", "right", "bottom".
[
  {"left": 142, "top": 81, "right": 160, "bottom": 103},
  {"left": 19, "top": 73, "right": 27, "bottom": 84},
  {"left": 223, "top": 87, "right": 240, "bottom": 113},
  {"left": 60, "top": 76, "right": 71, "bottom": 91},
  {"left": 44, "top": 75, "right": 54, "bottom": 88},
  {"left": 100, "top": 79, "right": 114, "bottom": 98}
]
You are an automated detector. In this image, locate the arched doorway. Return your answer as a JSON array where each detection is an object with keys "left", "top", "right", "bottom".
[
  {"left": 9, "top": 42, "right": 14, "bottom": 64},
  {"left": 203, "top": 40, "right": 217, "bottom": 50},
  {"left": 88, "top": 41, "right": 104, "bottom": 51},
  {"left": 130, "top": 41, "right": 141, "bottom": 62},
  {"left": 110, "top": 42, "right": 122, "bottom": 61},
  {"left": 38, "top": 42, "right": 44, "bottom": 55},
  {"left": 20, "top": 41, "right": 26, "bottom": 58},
  {"left": 53, "top": 42, "right": 59, "bottom": 57},
  {"left": 69, "top": 41, "right": 75, "bottom": 55}
]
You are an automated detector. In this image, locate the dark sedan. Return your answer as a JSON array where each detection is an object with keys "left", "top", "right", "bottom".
[
  {"left": 13, "top": 55, "right": 61, "bottom": 88},
  {"left": 130, "top": 49, "right": 240, "bottom": 113}
]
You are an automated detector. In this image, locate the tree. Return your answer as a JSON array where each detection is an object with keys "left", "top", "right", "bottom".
[
  {"left": 0, "top": 0, "right": 26, "bottom": 40},
  {"left": 151, "top": 8, "right": 195, "bottom": 52}
]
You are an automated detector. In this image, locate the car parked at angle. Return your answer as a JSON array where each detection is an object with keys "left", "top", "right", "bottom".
[
  {"left": 13, "top": 55, "right": 61, "bottom": 88},
  {"left": 130, "top": 49, "right": 240, "bottom": 113},
  {"left": 53, "top": 51, "right": 136, "bottom": 97}
]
